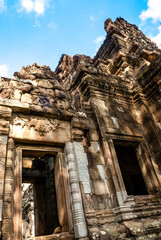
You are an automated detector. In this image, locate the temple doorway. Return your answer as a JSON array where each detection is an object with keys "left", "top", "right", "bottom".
[
  {"left": 13, "top": 145, "right": 72, "bottom": 240},
  {"left": 114, "top": 141, "right": 148, "bottom": 195},
  {"left": 22, "top": 154, "right": 59, "bottom": 238}
]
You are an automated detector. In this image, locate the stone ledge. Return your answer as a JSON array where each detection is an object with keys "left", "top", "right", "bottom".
[{"left": 28, "top": 232, "right": 75, "bottom": 240}]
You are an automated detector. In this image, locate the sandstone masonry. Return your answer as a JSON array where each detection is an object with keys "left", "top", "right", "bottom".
[{"left": 0, "top": 17, "right": 161, "bottom": 240}]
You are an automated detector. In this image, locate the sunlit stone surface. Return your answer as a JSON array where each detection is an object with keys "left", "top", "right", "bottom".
[{"left": 0, "top": 17, "right": 161, "bottom": 239}]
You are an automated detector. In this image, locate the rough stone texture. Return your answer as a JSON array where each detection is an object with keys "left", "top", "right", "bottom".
[
  {"left": 22, "top": 184, "right": 35, "bottom": 239},
  {"left": 0, "top": 17, "right": 161, "bottom": 239},
  {"left": 95, "top": 17, "right": 161, "bottom": 78},
  {"left": 28, "top": 232, "right": 75, "bottom": 240},
  {"left": 73, "top": 142, "right": 91, "bottom": 194}
]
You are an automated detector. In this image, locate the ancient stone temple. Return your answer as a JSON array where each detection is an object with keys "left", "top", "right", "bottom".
[{"left": 0, "top": 17, "right": 161, "bottom": 240}]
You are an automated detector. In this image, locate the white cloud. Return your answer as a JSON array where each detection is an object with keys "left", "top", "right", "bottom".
[
  {"left": 140, "top": 0, "right": 161, "bottom": 22},
  {"left": 34, "top": 0, "right": 45, "bottom": 14},
  {"left": 139, "top": 0, "right": 161, "bottom": 48},
  {"left": 94, "top": 36, "right": 105, "bottom": 45},
  {"left": 151, "top": 25, "right": 161, "bottom": 47},
  {"left": 93, "top": 35, "right": 105, "bottom": 53},
  {"left": 0, "top": 64, "right": 9, "bottom": 77},
  {"left": 20, "top": 0, "right": 33, "bottom": 12},
  {"left": 0, "top": 0, "right": 7, "bottom": 12},
  {"left": 19, "top": 0, "right": 50, "bottom": 15}
]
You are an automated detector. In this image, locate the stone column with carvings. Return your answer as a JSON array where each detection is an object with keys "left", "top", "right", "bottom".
[
  {"left": 65, "top": 142, "right": 88, "bottom": 239},
  {"left": 73, "top": 142, "right": 91, "bottom": 194},
  {"left": 0, "top": 106, "right": 11, "bottom": 238},
  {"left": 2, "top": 138, "right": 15, "bottom": 240},
  {"left": 0, "top": 135, "right": 8, "bottom": 237}
]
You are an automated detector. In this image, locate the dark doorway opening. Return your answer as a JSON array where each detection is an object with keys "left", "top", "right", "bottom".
[
  {"left": 114, "top": 141, "right": 148, "bottom": 195},
  {"left": 22, "top": 154, "right": 59, "bottom": 239}
]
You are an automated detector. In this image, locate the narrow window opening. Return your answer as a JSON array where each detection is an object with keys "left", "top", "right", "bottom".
[
  {"left": 114, "top": 141, "right": 148, "bottom": 195},
  {"left": 22, "top": 154, "right": 59, "bottom": 239}
]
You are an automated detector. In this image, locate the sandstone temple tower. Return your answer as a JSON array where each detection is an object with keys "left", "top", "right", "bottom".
[{"left": 0, "top": 17, "right": 161, "bottom": 239}]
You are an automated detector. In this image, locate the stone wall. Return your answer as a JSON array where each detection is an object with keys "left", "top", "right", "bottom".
[{"left": 0, "top": 17, "right": 161, "bottom": 239}]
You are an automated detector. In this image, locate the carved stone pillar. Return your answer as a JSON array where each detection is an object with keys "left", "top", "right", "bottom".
[
  {"left": 0, "top": 135, "right": 8, "bottom": 237},
  {"left": 73, "top": 142, "right": 91, "bottom": 194},
  {"left": 2, "top": 138, "right": 14, "bottom": 240},
  {"left": 0, "top": 106, "right": 11, "bottom": 237},
  {"left": 65, "top": 142, "right": 88, "bottom": 239}
]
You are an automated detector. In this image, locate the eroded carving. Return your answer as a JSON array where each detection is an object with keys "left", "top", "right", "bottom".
[{"left": 12, "top": 114, "right": 59, "bottom": 136}]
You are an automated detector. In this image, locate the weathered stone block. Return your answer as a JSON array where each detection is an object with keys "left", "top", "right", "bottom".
[
  {"left": 123, "top": 220, "right": 146, "bottom": 237},
  {"left": 0, "top": 135, "right": 7, "bottom": 144},
  {"left": 93, "top": 180, "right": 108, "bottom": 195},
  {"left": 89, "top": 168, "right": 101, "bottom": 180},
  {"left": 89, "top": 129, "right": 99, "bottom": 141},
  {"left": 36, "top": 79, "right": 53, "bottom": 88},
  {"left": 0, "top": 145, "right": 7, "bottom": 158},
  {"left": 13, "top": 89, "right": 22, "bottom": 100},
  {"left": 21, "top": 93, "right": 32, "bottom": 104},
  {"left": 0, "top": 106, "right": 12, "bottom": 118}
]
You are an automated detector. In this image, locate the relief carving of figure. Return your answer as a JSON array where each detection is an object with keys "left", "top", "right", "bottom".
[{"left": 13, "top": 114, "right": 59, "bottom": 136}]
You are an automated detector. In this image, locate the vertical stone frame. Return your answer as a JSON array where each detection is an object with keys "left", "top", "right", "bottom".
[
  {"left": 108, "top": 138, "right": 127, "bottom": 205},
  {"left": 13, "top": 147, "right": 22, "bottom": 240},
  {"left": 0, "top": 135, "right": 8, "bottom": 222},
  {"left": 2, "top": 138, "right": 15, "bottom": 240},
  {"left": 101, "top": 138, "right": 123, "bottom": 207},
  {"left": 55, "top": 152, "right": 73, "bottom": 233}
]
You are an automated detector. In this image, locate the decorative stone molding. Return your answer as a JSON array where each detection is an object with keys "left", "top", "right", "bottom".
[
  {"left": 65, "top": 142, "right": 88, "bottom": 239},
  {"left": 71, "top": 117, "right": 88, "bottom": 141},
  {"left": 0, "top": 106, "right": 11, "bottom": 134},
  {"left": 73, "top": 142, "right": 91, "bottom": 194}
]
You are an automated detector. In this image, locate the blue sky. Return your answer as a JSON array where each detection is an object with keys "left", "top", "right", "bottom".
[{"left": 0, "top": 0, "right": 161, "bottom": 77}]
